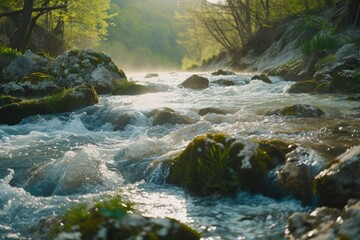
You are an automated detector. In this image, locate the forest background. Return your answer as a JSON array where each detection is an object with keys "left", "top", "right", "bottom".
[{"left": 0, "top": 0, "right": 359, "bottom": 70}]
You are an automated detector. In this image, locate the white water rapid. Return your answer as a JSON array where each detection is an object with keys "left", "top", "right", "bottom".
[{"left": 1, "top": 72, "right": 359, "bottom": 239}]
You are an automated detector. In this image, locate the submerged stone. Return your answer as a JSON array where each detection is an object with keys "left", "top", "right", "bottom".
[
  {"left": 288, "top": 80, "right": 320, "bottom": 94},
  {"left": 266, "top": 104, "right": 325, "bottom": 118},
  {"left": 198, "top": 107, "right": 227, "bottom": 116},
  {"left": 149, "top": 107, "right": 192, "bottom": 126},
  {"left": 0, "top": 84, "right": 98, "bottom": 125},
  {"left": 180, "top": 75, "right": 209, "bottom": 90},
  {"left": 251, "top": 74, "right": 272, "bottom": 83},
  {"left": 166, "top": 133, "right": 279, "bottom": 196},
  {"left": 212, "top": 79, "right": 236, "bottom": 86}
]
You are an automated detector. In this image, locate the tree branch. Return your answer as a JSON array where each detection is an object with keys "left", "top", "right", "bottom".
[{"left": 0, "top": 4, "right": 67, "bottom": 18}]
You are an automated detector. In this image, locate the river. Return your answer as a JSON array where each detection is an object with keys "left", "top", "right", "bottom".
[{"left": 1, "top": 72, "right": 359, "bottom": 239}]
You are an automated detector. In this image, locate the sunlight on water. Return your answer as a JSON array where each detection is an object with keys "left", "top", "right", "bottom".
[{"left": 0, "top": 72, "right": 359, "bottom": 238}]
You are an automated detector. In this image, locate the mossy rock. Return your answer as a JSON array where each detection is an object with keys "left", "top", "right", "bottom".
[
  {"left": 288, "top": 80, "right": 320, "bottom": 94},
  {"left": 266, "top": 104, "right": 325, "bottom": 118},
  {"left": 20, "top": 72, "right": 55, "bottom": 84},
  {"left": 0, "top": 84, "right": 98, "bottom": 125},
  {"left": 166, "top": 133, "right": 278, "bottom": 196},
  {"left": 113, "top": 81, "right": 158, "bottom": 95},
  {"left": 255, "top": 139, "right": 297, "bottom": 164},
  {"left": 0, "top": 95, "right": 22, "bottom": 107},
  {"left": 251, "top": 74, "right": 272, "bottom": 83},
  {"left": 39, "top": 195, "right": 200, "bottom": 240}
]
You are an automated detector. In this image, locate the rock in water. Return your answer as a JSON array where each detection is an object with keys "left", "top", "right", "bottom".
[
  {"left": 266, "top": 104, "right": 325, "bottom": 118},
  {"left": 314, "top": 145, "right": 360, "bottom": 208},
  {"left": 180, "top": 75, "right": 209, "bottom": 90},
  {"left": 50, "top": 49, "right": 127, "bottom": 94},
  {"left": 0, "top": 84, "right": 98, "bottom": 125}
]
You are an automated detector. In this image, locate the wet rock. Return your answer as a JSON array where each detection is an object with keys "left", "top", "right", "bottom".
[
  {"left": 113, "top": 111, "right": 139, "bottom": 131},
  {"left": 256, "top": 139, "right": 297, "bottom": 164},
  {"left": 286, "top": 199, "right": 360, "bottom": 240},
  {"left": 149, "top": 107, "right": 192, "bottom": 126},
  {"left": 50, "top": 49, "right": 127, "bottom": 94},
  {"left": 180, "top": 75, "right": 209, "bottom": 90},
  {"left": 335, "top": 43, "right": 360, "bottom": 61},
  {"left": 266, "top": 104, "right": 325, "bottom": 118},
  {"left": 329, "top": 69, "right": 360, "bottom": 93},
  {"left": 213, "top": 79, "right": 236, "bottom": 86},
  {"left": 33, "top": 195, "right": 200, "bottom": 240},
  {"left": 16, "top": 72, "right": 61, "bottom": 96},
  {"left": 211, "top": 69, "right": 235, "bottom": 76},
  {"left": 268, "top": 59, "right": 307, "bottom": 81},
  {"left": 145, "top": 73, "right": 159, "bottom": 78},
  {"left": 198, "top": 107, "right": 227, "bottom": 116},
  {"left": 0, "top": 82, "right": 25, "bottom": 96},
  {"left": 0, "top": 95, "right": 22, "bottom": 107},
  {"left": 288, "top": 80, "right": 320, "bottom": 94},
  {"left": 113, "top": 81, "right": 158, "bottom": 95},
  {"left": 277, "top": 147, "right": 326, "bottom": 203},
  {"left": 2, "top": 50, "right": 50, "bottom": 82},
  {"left": 251, "top": 74, "right": 272, "bottom": 83},
  {"left": 314, "top": 145, "right": 360, "bottom": 208},
  {"left": 0, "top": 84, "right": 98, "bottom": 125},
  {"left": 166, "top": 133, "right": 278, "bottom": 196}
]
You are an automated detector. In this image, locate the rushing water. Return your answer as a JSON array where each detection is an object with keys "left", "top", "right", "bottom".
[{"left": 1, "top": 72, "right": 359, "bottom": 239}]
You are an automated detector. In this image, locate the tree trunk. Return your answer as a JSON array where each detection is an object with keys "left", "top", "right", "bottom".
[
  {"left": 10, "top": 0, "right": 35, "bottom": 51},
  {"left": 345, "top": 0, "right": 360, "bottom": 26}
]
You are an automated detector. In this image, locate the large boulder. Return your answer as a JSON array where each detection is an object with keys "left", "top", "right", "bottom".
[
  {"left": 251, "top": 74, "right": 272, "bottom": 83},
  {"left": 288, "top": 80, "right": 322, "bottom": 94},
  {"left": 112, "top": 81, "right": 158, "bottom": 95},
  {"left": 314, "top": 145, "right": 360, "bottom": 208},
  {"left": 2, "top": 50, "right": 50, "bottom": 82},
  {"left": 0, "top": 84, "right": 98, "bottom": 125},
  {"left": 266, "top": 104, "right": 325, "bottom": 118},
  {"left": 180, "top": 75, "right": 209, "bottom": 90},
  {"left": 166, "top": 134, "right": 279, "bottom": 196},
  {"left": 286, "top": 199, "right": 360, "bottom": 240},
  {"left": 329, "top": 69, "right": 360, "bottom": 93},
  {"left": 50, "top": 49, "right": 127, "bottom": 94}
]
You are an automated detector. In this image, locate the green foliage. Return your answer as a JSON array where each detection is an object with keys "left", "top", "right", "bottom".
[
  {"left": 98, "top": 0, "right": 186, "bottom": 69},
  {"left": 0, "top": 45, "right": 20, "bottom": 58},
  {"left": 20, "top": 72, "right": 55, "bottom": 84},
  {"left": 301, "top": 34, "right": 342, "bottom": 57}
]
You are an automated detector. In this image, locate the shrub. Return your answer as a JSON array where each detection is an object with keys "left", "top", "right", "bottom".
[
  {"left": 0, "top": 45, "right": 20, "bottom": 58},
  {"left": 301, "top": 34, "right": 342, "bottom": 58}
]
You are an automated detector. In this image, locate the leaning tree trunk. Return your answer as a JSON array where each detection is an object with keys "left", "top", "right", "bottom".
[
  {"left": 10, "top": 0, "right": 35, "bottom": 51},
  {"left": 344, "top": 0, "right": 360, "bottom": 26}
]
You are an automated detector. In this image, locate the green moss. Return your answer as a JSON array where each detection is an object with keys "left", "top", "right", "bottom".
[
  {"left": 0, "top": 45, "right": 20, "bottom": 58},
  {"left": 45, "top": 194, "right": 199, "bottom": 240},
  {"left": 0, "top": 84, "right": 99, "bottom": 125},
  {"left": 316, "top": 54, "right": 336, "bottom": 68},
  {"left": 167, "top": 134, "right": 278, "bottom": 195},
  {"left": 113, "top": 81, "right": 157, "bottom": 95},
  {"left": 20, "top": 72, "right": 55, "bottom": 84},
  {"left": 47, "top": 195, "right": 134, "bottom": 239},
  {"left": 255, "top": 139, "right": 297, "bottom": 164},
  {"left": 0, "top": 95, "right": 22, "bottom": 107}
]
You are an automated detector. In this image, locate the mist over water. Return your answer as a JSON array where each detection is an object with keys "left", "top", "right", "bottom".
[{"left": 1, "top": 72, "right": 359, "bottom": 239}]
